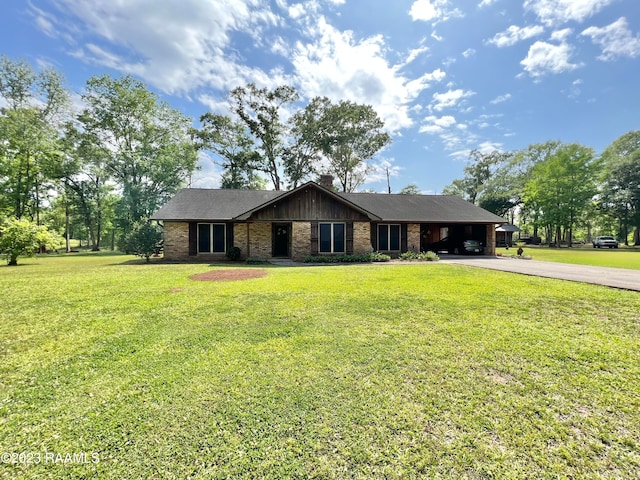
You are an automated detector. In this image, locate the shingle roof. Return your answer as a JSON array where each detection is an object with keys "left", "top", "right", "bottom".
[
  {"left": 338, "top": 192, "right": 506, "bottom": 223},
  {"left": 152, "top": 184, "right": 506, "bottom": 224},
  {"left": 152, "top": 188, "right": 281, "bottom": 221}
]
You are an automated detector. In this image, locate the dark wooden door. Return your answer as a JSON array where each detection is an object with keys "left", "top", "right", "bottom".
[{"left": 272, "top": 223, "right": 290, "bottom": 257}]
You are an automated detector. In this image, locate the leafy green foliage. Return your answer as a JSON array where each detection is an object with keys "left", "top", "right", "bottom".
[
  {"left": 1, "top": 255, "right": 640, "bottom": 478},
  {"left": 523, "top": 143, "right": 598, "bottom": 246},
  {"left": 400, "top": 250, "right": 440, "bottom": 261},
  {"left": 78, "top": 75, "right": 197, "bottom": 234},
  {"left": 303, "top": 252, "right": 390, "bottom": 263},
  {"left": 0, "top": 56, "right": 70, "bottom": 221},
  {"left": 193, "top": 113, "right": 265, "bottom": 190},
  {"left": 0, "top": 217, "right": 62, "bottom": 265},
  {"left": 399, "top": 184, "right": 420, "bottom": 195},
  {"left": 230, "top": 83, "right": 299, "bottom": 190},
  {"left": 314, "top": 98, "right": 391, "bottom": 192},
  {"left": 121, "top": 221, "right": 162, "bottom": 263},
  {"left": 599, "top": 130, "right": 640, "bottom": 245},
  {"left": 225, "top": 246, "right": 241, "bottom": 261}
]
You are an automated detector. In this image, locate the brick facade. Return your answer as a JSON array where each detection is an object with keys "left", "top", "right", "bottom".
[
  {"left": 353, "top": 222, "right": 371, "bottom": 254},
  {"left": 233, "top": 223, "right": 248, "bottom": 260},
  {"left": 291, "top": 222, "right": 311, "bottom": 261},
  {"left": 407, "top": 224, "right": 421, "bottom": 252},
  {"left": 163, "top": 222, "right": 190, "bottom": 260},
  {"left": 248, "top": 222, "right": 272, "bottom": 260},
  {"left": 485, "top": 226, "right": 496, "bottom": 256}
]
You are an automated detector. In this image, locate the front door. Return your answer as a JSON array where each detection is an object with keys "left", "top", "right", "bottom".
[{"left": 272, "top": 223, "right": 290, "bottom": 257}]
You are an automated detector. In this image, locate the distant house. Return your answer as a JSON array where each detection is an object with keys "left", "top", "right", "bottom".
[
  {"left": 496, "top": 224, "right": 521, "bottom": 247},
  {"left": 152, "top": 176, "right": 506, "bottom": 261}
]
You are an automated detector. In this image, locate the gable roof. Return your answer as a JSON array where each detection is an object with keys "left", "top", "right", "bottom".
[
  {"left": 152, "top": 183, "right": 506, "bottom": 224},
  {"left": 234, "top": 181, "right": 381, "bottom": 221}
]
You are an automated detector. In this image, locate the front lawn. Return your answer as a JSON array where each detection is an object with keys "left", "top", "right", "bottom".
[
  {"left": 1, "top": 254, "right": 639, "bottom": 478},
  {"left": 497, "top": 245, "right": 640, "bottom": 270}
]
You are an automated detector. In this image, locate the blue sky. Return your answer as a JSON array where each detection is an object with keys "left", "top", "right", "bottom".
[{"left": 1, "top": 0, "right": 639, "bottom": 193}]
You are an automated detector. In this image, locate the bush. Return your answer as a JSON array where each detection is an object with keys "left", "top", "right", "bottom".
[
  {"left": 369, "top": 251, "right": 391, "bottom": 262},
  {"left": 400, "top": 250, "right": 440, "bottom": 262},
  {"left": 0, "top": 218, "right": 62, "bottom": 266},
  {"left": 122, "top": 221, "right": 163, "bottom": 263},
  {"left": 246, "top": 257, "right": 268, "bottom": 264},
  {"left": 226, "top": 246, "right": 241, "bottom": 261},
  {"left": 303, "top": 252, "right": 390, "bottom": 263}
]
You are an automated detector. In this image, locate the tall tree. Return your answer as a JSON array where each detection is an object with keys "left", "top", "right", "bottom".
[
  {"left": 443, "top": 150, "right": 512, "bottom": 207},
  {"left": 399, "top": 184, "right": 420, "bottom": 195},
  {"left": 0, "top": 56, "right": 69, "bottom": 222},
  {"left": 599, "top": 131, "right": 640, "bottom": 245},
  {"left": 523, "top": 143, "right": 597, "bottom": 246},
  {"left": 193, "top": 113, "right": 265, "bottom": 189},
  {"left": 60, "top": 125, "right": 114, "bottom": 250},
  {"left": 314, "top": 99, "right": 391, "bottom": 192},
  {"left": 229, "top": 83, "right": 298, "bottom": 190},
  {"left": 78, "top": 75, "right": 198, "bottom": 234},
  {"left": 283, "top": 96, "right": 326, "bottom": 188}
]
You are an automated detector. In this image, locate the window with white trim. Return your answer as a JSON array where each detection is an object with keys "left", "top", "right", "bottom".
[
  {"left": 319, "top": 223, "right": 345, "bottom": 253},
  {"left": 198, "top": 223, "right": 226, "bottom": 253},
  {"left": 378, "top": 224, "right": 401, "bottom": 251}
]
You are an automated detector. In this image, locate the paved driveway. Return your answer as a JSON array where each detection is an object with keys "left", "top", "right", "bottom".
[{"left": 440, "top": 256, "right": 640, "bottom": 292}]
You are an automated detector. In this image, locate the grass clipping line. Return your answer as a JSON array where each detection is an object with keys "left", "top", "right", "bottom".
[{"left": 189, "top": 268, "right": 268, "bottom": 282}]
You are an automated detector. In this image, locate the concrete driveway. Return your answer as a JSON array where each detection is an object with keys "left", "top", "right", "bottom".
[{"left": 440, "top": 256, "right": 640, "bottom": 292}]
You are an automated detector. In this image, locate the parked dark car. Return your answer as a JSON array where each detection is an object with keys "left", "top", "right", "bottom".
[{"left": 430, "top": 237, "right": 484, "bottom": 255}]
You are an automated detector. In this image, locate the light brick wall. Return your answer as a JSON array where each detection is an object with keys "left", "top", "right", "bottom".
[
  {"left": 485, "top": 226, "right": 496, "bottom": 256},
  {"left": 249, "top": 222, "right": 272, "bottom": 259},
  {"left": 163, "top": 222, "right": 190, "bottom": 260},
  {"left": 407, "top": 224, "right": 420, "bottom": 252},
  {"left": 233, "top": 223, "right": 248, "bottom": 260},
  {"left": 292, "top": 222, "right": 311, "bottom": 261},
  {"left": 353, "top": 222, "right": 371, "bottom": 254}
]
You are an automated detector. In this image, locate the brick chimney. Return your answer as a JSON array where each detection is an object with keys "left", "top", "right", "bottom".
[{"left": 319, "top": 174, "right": 334, "bottom": 189}]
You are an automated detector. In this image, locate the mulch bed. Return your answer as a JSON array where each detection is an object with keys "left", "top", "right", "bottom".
[{"left": 189, "top": 269, "right": 268, "bottom": 282}]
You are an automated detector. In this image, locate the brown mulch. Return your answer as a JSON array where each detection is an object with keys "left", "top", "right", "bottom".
[{"left": 189, "top": 268, "right": 268, "bottom": 282}]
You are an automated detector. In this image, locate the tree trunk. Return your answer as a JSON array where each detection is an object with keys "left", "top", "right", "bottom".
[
  {"left": 634, "top": 227, "right": 640, "bottom": 246},
  {"left": 65, "top": 189, "right": 71, "bottom": 253},
  {"left": 8, "top": 254, "right": 18, "bottom": 266}
]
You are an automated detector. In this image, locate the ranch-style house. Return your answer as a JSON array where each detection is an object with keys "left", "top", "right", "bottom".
[{"left": 152, "top": 175, "right": 506, "bottom": 261}]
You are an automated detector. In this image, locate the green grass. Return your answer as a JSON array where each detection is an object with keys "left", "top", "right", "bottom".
[
  {"left": 497, "top": 245, "right": 640, "bottom": 270},
  {"left": 1, "top": 254, "right": 640, "bottom": 479}
]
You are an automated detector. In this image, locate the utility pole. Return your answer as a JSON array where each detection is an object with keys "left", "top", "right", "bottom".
[{"left": 386, "top": 166, "right": 391, "bottom": 194}]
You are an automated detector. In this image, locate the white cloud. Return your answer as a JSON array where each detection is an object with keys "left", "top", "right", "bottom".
[
  {"left": 30, "top": 0, "right": 284, "bottom": 94},
  {"left": 550, "top": 28, "right": 572, "bottom": 42},
  {"left": 404, "top": 45, "right": 430, "bottom": 65},
  {"left": 476, "top": 141, "right": 504, "bottom": 153},
  {"left": 520, "top": 41, "right": 581, "bottom": 77},
  {"left": 409, "top": 0, "right": 461, "bottom": 23},
  {"left": 409, "top": 0, "right": 440, "bottom": 21},
  {"left": 430, "top": 89, "right": 475, "bottom": 111},
  {"left": 478, "top": 0, "right": 498, "bottom": 7},
  {"left": 487, "top": 25, "right": 545, "bottom": 47},
  {"left": 582, "top": 17, "right": 640, "bottom": 61},
  {"left": 420, "top": 115, "right": 457, "bottom": 134},
  {"left": 490, "top": 93, "right": 512, "bottom": 104},
  {"left": 462, "top": 48, "right": 476, "bottom": 58},
  {"left": 291, "top": 16, "right": 445, "bottom": 132},
  {"left": 524, "top": 0, "right": 614, "bottom": 27}
]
